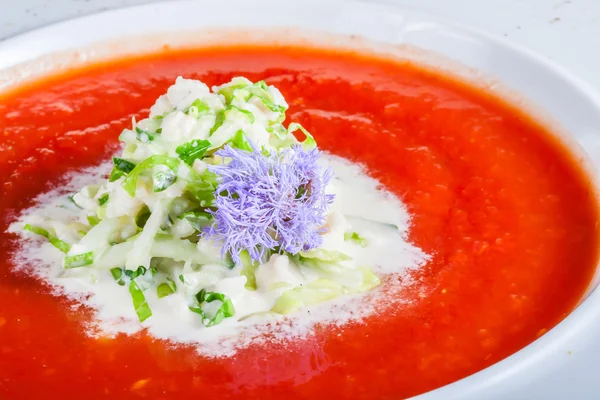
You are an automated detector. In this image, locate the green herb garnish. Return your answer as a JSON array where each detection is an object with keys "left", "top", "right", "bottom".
[
  {"left": 344, "top": 232, "right": 368, "bottom": 247},
  {"left": 228, "top": 129, "right": 252, "bottom": 152},
  {"left": 97, "top": 194, "right": 109, "bottom": 206},
  {"left": 188, "top": 289, "right": 235, "bottom": 327},
  {"left": 227, "top": 106, "right": 254, "bottom": 123},
  {"left": 109, "top": 157, "right": 137, "bottom": 182},
  {"left": 157, "top": 277, "right": 177, "bottom": 298},
  {"left": 135, "top": 127, "right": 156, "bottom": 142},
  {"left": 153, "top": 169, "right": 177, "bottom": 192},
  {"left": 187, "top": 99, "right": 211, "bottom": 117},
  {"left": 64, "top": 252, "right": 94, "bottom": 269},
  {"left": 135, "top": 205, "right": 151, "bottom": 230},
  {"left": 24, "top": 224, "right": 71, "bottom": 253},
  {"left": 217, "top": 82, "right": 249, "bottom": 104},
  {"left": 175, "top": 139, "right": 211, "bottom": 166},
  {"left": 210, "top": 110, "right": 226, "bottom": 135},
  {"left": 123, "top": 155, "right": 180, "bottom": 196},
  {"left": 125, "top": 266, "right": 147, "bottom": 280},
  {"left": 87, "top": 215, "right": 100, "bottom": 227},
  {"left": 129, "top": 280, "right": 152, "bottom": 322},
  {"left": 180, "top": 210, "right": 213, "bottom": 232},
  {"left": 110, "top": 267, "right": 126, "bottom": 286}
]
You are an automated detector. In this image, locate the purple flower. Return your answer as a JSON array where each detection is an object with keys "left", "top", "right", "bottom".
[{"left": 205, "top": 145, "right": 334, "bottom": 263}]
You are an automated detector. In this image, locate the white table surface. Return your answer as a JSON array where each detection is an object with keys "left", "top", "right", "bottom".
[{"left": 1, "top": 0, "right": 600, "bottom": 398}]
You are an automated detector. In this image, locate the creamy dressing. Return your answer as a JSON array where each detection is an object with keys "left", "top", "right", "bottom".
[{"left": 8, "top": 155, "right": 429, "bottom": 357}]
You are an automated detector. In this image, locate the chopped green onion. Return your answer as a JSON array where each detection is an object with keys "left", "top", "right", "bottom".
[
  {"left": 227, "top": 105, "right": 254, "bottom": 123},
  {"left": 109, "top": 158, "right": 137, "bottom": 182},
  {"left": 228, "top": 129, "right": 252, "bottom": 152},
  {"left": 344, "top": 232, "right": 368, "bottom": 247},
  {"left": 250, "top": 93, "right": 285, "bottom": 113},
  {"left": 87, "top": 215, "right": 100, "bottom": 227},
  {"left": 135, "top": 127, "right": 156, "bottom": 142},
  {"left": 188, "top": 289, "right": 235, "bottom": 327},
  {"left": 210, "top": 110, "right": 226, "bottom": 135},
  {"left": 110, "top": 267, "right": 126, "bottom": 286},
  {"left": 125, "top": 266, "right": 147, "bottom": 280},
  {"left": 245, "top": 82, "right": 287, "bottom": 116},
  {"left": 97, "top": 194, "right": 109, "bottom": 206},
  {"left": 123, "top": 155, "right": 180, "bottom": 196},
  {"left": 175, "top": 139, "right": 211, "bottom": 166},
  {"left": 64, "top": 252, "right": 94, "bottom": 269},
  {"left": 135, "top": 205, "right": 151, "bottom": 230},
  {"left": 256, "top": 80, "right": 268, "bottom": 90},
  {"left": 157, "top": 277, "right": 176, "bottom": 298},
  {"left": 185, "top": 169, "right": 218, "bottom": 206},
  {"left": 24, "top": 224, "right": 71, "bottom": 253},
  {"left": 129, "top": 280, "right": 152, "bottom": 322},
  {"left": 217, "top": 83, "right": 249, "bottom": 104},
  {"left": 153, "top": 169, "right": 177, "bottom": 192},
  {"left": 180, "top": 210, "right": 213, "bottom": 232},
  {"left": 187, "top": 99, "right": 210, "bottom": 118}
]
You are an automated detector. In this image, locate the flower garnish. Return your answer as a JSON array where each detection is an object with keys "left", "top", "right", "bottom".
[{"left": 206, "top": 144, "right": 334, "bottom": 263}]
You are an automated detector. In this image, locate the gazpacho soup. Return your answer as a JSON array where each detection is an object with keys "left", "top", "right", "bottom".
[{"left": 0, "top": 44, "right": 598, "bottom": 399}]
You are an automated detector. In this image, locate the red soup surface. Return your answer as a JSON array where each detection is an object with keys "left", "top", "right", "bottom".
[{"left": 0, "top": 45, "right": 598, "bottom": 399}]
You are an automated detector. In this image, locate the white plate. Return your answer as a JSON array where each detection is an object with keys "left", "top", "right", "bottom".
[{"left": 1, "top": 1, "right": 599, "bottom": 398}]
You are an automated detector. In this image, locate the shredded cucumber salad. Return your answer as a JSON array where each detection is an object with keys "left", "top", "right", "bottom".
[{"left": 24, "top": 77, "right": 381, "bottom": 326}]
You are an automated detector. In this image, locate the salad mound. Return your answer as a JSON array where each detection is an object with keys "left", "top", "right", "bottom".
[{"left": 24, "top": 77, "right": 381, "bottom": 326}]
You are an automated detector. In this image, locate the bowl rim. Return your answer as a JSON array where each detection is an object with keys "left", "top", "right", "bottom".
[{"left": 1, "top": 1, "right": 599, "bottom": 398}]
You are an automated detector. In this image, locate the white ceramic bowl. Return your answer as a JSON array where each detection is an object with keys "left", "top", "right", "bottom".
[{"left": 1, "top": 1, "right": 599, "bottom": 398}]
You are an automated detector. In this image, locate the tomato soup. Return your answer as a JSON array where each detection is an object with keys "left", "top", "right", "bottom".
[{"left": 0, "top": 45, "right": 598, "bottom": 399}]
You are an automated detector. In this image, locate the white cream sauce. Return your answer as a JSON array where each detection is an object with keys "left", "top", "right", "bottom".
[{"left": 8, "top": 155, "right": 429, "bottom": 357}]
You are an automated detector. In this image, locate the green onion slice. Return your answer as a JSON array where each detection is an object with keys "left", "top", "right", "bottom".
[
  {"left": 125, "top": 266, "right": 147, "bottom": 280},
  {"left": 110, "top": 267, "right": 126, "bottom": 286},
  {"left": 135, "top": 127, "right": 156, "bottom": 142},
  {"left": 24, "top": 224, "right": 71, "bottom": 253},
  {"left": 175, "top": 139, "right": 211, "bottom": 166},
  {"left": 179, "top": 210, "right": 213, "bottom": 232},
  {"left": 227, "top": 106, "right": 254, "bottom": 123},
  {"left": 344, "top": 232, "right": 368, "bottom": 247},
  {"left": 216, "top": 82, "right": 250, "bottom": 104},
  {"left": 64, "top": 252, "right": 94, "bottom": 269},
  {"left": 227, "top": 129, "right": 253, "bottom": 152},
  {"left": 188, "top": 289, "right": 235, "bottom": 327},
  {"left": 109, "top": 158, "right": 137, "bottom": 182},
  {"left": 157, "top": 277, "right": 177, "bottom": 298},
  {"left": 122, "top": 155, "right": 180, "bottom": 196},
  {"left": 187, "top": 99, "right": 211, "bottom": 118},
  {"left": 153, "top": 169, "right": 177, "bottom": 192},
  {"left": 87, "top": 216, "right": 100, "bottom": 227},
  {"left": 129, "top": 280, "right": 152, "bottom": 322},
  {"left": 209, "top": 110, "right": 226, "bottom": 135},
  {"left": 97, "top": 194, "right": 109, "bottom": 206}
]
